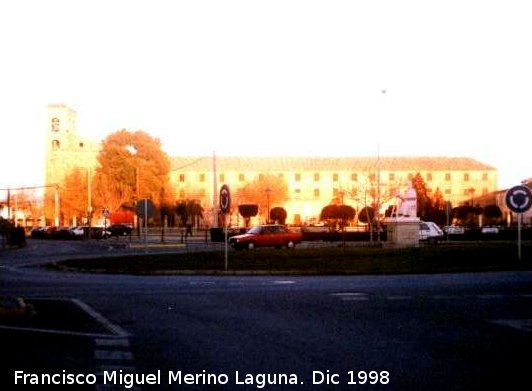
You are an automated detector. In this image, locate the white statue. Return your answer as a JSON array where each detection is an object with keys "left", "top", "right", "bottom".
[{"left": 396, "top": 185, "right": 417, "bottom": 218}]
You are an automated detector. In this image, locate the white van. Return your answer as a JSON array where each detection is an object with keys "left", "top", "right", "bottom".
[{"left": 419, "top": 221, "right": 444, "bottom": 243}]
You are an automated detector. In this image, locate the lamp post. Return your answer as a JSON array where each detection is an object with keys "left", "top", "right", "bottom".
[
  {"left": 265, "top": 187, "right": 271, "bottom": 224},
  {"left": 126, "top": 145, "right": 140, "bottom": 236}
]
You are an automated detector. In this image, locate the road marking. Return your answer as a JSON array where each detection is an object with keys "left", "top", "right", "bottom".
[
  {"left": 95, "top": 350, "right": 134, "bottom": 360},
  {"left": 71, "top": 298, "right": 129, "bottom": 337},
  {"left": 387, "top": 295, "right": 413, "bottom": 301},
  {"left": 331, "top": 292, "right": 369, "bottom": 301},
  {"left": 477, "top": 294, "right": 506, "bottom": 300},
  {"left": 94, "top": 338, "right": 139, "bottom": 390},
  {"left": 490, "top": 319, "right": 532, "bottom": 333},
  {"left": 95, "top": 338, "right": 130, "bottom": 347},
  {"left": 273, "top": 280, "right": 297, "bottom": 285}
]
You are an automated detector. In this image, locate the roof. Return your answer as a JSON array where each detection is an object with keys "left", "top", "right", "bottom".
[{"left": 170, "top": 156, "right": 496, "bottom": 172}]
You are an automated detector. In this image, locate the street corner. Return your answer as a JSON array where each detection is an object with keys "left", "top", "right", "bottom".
[{"left": 0, "top": 297, "right": 128, "bottom": 338}]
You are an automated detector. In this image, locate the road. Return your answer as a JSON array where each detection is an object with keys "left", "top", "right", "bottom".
[{"left": 1, "top": 239, "right": 532, "bottom": 390}]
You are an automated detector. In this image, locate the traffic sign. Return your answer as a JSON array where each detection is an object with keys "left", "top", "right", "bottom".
[
  {"left": 135, "top": 198, "right": 156, "bottom": 217},
  {"left": 505, "top": 185, "right": 532, "bottom": 213},
  {"left": 219, "top": 184, "right": 231, "bottom": 213},
  {"left": 102, "top": 208, "right": 110, "bottom": 218}
]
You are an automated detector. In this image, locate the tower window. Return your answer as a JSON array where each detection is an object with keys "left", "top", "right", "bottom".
[
  {"left": 51, "top": 117, "right": 60, "bottom": 132},
  {"left": 52, "top": 140, "right": 60, "bottom": 151}
]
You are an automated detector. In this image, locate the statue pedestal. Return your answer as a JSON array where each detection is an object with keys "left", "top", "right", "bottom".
[{"left": 384, "top": 217, "right": 420, "bottom": 248}]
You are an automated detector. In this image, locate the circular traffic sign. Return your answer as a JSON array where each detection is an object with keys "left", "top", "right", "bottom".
[
  {"left": 102, "top": 208, "right": 110, "bottom": 218},
  {"left": 505, "top": 185, "right": 532, "bottom": 213},
  {"left": 219, "top": 184, "right": 231, "bottom": 213}
]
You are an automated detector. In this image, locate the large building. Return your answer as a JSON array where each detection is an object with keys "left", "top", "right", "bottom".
[
  {"left": 44, "top": 104, "right": 498, "bottom": 226},
  {"left": 171, "top": 155, "right": 498, "bottom": 225}
]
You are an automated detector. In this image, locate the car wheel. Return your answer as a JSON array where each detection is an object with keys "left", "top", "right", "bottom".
[
  {"left": 286, "top": 240, "right": 295, "bottom": 249},
  {"left": 247, "top": 242, "right": 255, "bottom": 250}
]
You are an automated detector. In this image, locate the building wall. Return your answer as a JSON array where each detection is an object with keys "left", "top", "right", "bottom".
[{"left": 171, "top": 157, "right": 498, "bottom": 225}]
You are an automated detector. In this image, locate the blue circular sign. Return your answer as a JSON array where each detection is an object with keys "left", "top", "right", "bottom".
[
  {"left": 219, "top": 184, "right": 231, "bottom": 213},
  {"left": 505, "top": 185, "right": 532, "bottom": 213}
]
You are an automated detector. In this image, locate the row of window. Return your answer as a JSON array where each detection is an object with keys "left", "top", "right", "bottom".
[
  {"left": 176, "top": 186, "right": 491, "bottom": 201},
  {"left": 178, "top": 172, "right": 491, "bottom": 183}
]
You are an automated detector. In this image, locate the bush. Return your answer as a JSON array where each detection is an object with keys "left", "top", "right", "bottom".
[{"left": 8, "top": 227, "right": 26, "bottom": 248}]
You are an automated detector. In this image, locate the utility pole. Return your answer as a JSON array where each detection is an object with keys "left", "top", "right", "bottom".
[{"left": 212, "top": 151, "right": 218, "bottom": 228}]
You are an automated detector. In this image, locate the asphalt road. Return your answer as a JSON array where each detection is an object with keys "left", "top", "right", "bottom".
[{"left": 1, "top": 239, "right": 532, "bottom": 390}]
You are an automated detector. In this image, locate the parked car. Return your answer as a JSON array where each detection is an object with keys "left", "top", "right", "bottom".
[
  {"left": 481, "top": 226, "right": 499, "bottom": 234},
  {"left": 108, "top": 223, "right": 133, "bottom": 237},
  {"left": 90, "top": 226, "right": 112, "bottom": 239},
  {"left": 69, "top": 226, "right": 87, "bottom": 239},
  {"left": 419, "top": 221, "right": 444, "bottom": 243},
  {"left": 228, "top": 224, "right": 303, "bottom": 250},
  {"left": 444, "top": 225, "right": 465, "bottom": 235}
]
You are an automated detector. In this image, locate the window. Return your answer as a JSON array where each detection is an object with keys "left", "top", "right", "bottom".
[
  {"left": 314, "top": 189, "right": 320, "bottom": 198},
  {"left": 444, "top": 189, "right": 451, "bottom": 195},
  {"left": 351, "top": 173, "right": 358, "bottom": 181},
  {"left": 51, "top": 117, "right": 60, "bottom": 132},
  {"left": 52, "top": 140, "right": 60, "bottom": 151},
  {"left": 295, "top": 173, "right": 301, "bottom": 181},
  {"left": 333, "top": 173, "right": 339, "bottom": 182},
  {"left": 314, "top": 173, "right": 320, "bottom": 181},
  {"left": 219, "top": 173, "right": 225, "bottom": 182},
  {"left": 426, "top": 173, "right": 433, "bottom": 182},
  {"left": 463, "top": 173, "right": 470, "bottom": 181},
  {"left": 369, "top": 173, "right": 376, "bottom": 182},
  {"left": 199, "top": 173, "right": 205, "bottom": 182},
  {"left": 238, "top": 173, "right": 245, "bottom": 182},
  {"left": 445, "top": 173, "right": 451, "bottom": 181},
  {"left": 179, "top": 174, "right": 185, "bottom": 183},
  {"left": 278, "top": 173, "right": 284, "bottom": 179},
  {"left": 258, "top": 174, "right": 264, "bottom": 181},
  {"left": 389, "top": 173, "right": 395, "bottom": 181},
  {"left": 482, "top": 173, "right": 489, "bottom": 181},
  {"left": 407, "top": 173, "right": 413, "bottom": 181}
]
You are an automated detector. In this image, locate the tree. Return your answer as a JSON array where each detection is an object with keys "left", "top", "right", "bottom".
[
  {"left": 60, "top": 167, "right": 90, "bottom": 225},
  {"left": 411, "top": 173, "right": 432, "bottom": 219},
  {"left": 236, "top": 174, "right": 288, "bottom": 222},
  {"left": 92, "top": 130, "right": 172, "bottom": 214},
  {"left": 320, "top": 204, "right": 356, "bottom": 229},
  {"left": 270, "top": 207, "right": 287, "bottom": 224},
  {"left": 175, "top": 200, "right": 204, "bottom": 228},
  {"left": 238, "top": 204, "right": 259, "bottom": 227},
  {"left": 358, "top": 206, "right": 375, "bottom": 224},
  {"left": 483, "top": 204, "right": 503, "bottom": 226}
]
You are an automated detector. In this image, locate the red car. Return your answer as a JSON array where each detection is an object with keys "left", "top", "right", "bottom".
[{"left": 228, "top": 224, "right": 302, "bottom": 250}]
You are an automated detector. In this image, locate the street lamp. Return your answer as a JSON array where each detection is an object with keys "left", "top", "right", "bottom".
[
  {"left": 126, "top": 145, "right": 140, "bottom": 236},
  {"left": 265, "top": 187, "right": 271, "bottom": 224}
]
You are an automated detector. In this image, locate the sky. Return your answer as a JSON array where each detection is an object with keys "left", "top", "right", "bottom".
[{"left": 1, "top": 0, "right": 531, "bottom": 192}]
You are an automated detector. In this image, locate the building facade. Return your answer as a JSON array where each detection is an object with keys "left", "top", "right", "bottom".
[
  {"left": 44, "top": 104, "right": 498, "bottom": 226},
  {"left": 171, "top": 155, "right": 498, "bottom": 226}
]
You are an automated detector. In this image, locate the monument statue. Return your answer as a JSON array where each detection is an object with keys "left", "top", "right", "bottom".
[{"left": 396, "top": 185, "right": 417, "bottom": 218}]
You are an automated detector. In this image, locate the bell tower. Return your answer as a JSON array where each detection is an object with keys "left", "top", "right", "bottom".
[{"left": 45, "top": 103, "right": 79, "bottom": 188}]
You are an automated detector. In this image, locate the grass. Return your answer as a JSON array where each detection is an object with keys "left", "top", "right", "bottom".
[{"left": 46, "top": 242, "right": 532, "bottom": 275}]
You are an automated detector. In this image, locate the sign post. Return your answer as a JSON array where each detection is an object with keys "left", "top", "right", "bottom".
[
  {"left": 219, "top": 185, "right": 231, "bottom": 271},
  {"left": 505, "top": 185, "right": 532, "bottom": 260},
  {"left": 136, "top": 199, "right": 156, "bottom": 250},
  {"left": 102, "top": 208, "right": 110, "bottom": 234}
]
